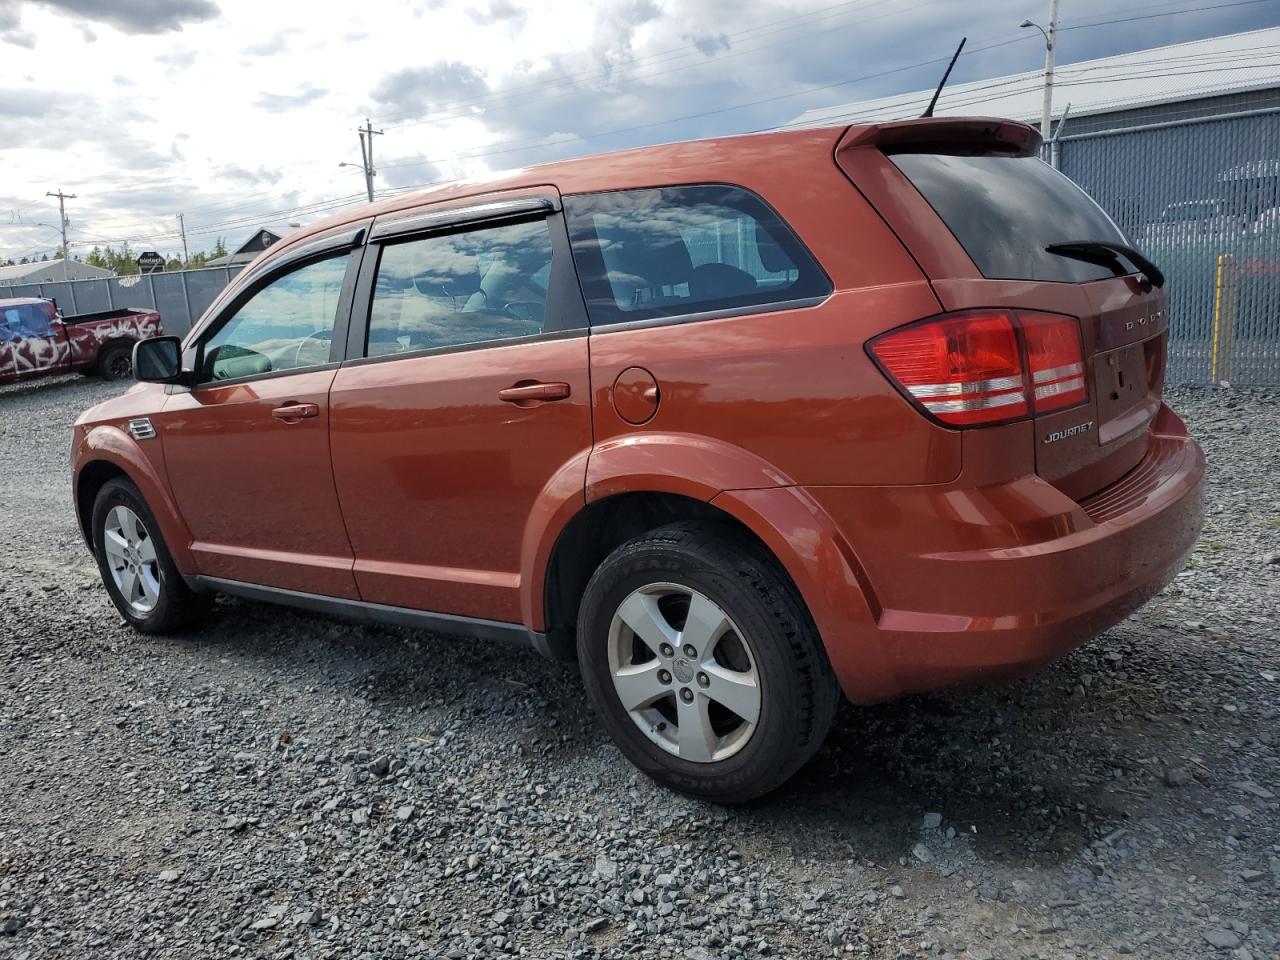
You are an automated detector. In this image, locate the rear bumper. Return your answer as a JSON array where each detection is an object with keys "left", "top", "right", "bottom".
[{"left": 806, "top": 403, "right": 1205, "bottom": 702}]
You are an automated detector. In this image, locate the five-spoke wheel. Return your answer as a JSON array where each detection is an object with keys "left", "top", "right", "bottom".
[
  {"left": 609, "top": 583, "right": 761, "bottom": 763},
  {"left": 578, "top": 522, "right": 839, "bottom": 803},
  {"left": 101, "top": 505, "right": 161, "bottom": 615},
  {"left": 91, "top": 477, "right": 210, "bottom": 633}
]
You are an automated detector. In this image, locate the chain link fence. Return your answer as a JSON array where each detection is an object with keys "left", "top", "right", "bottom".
[
  {"left": 1056, "top": 106, "right": 1280, "bottom": 386},
  {"left": 0, "top": 265, "right": 243, "bottom": 339}
]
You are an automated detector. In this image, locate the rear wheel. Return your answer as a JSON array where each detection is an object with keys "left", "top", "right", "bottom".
[
  {"left": 98, "top": 343, "right": 133, "bottom": 381},
  {"left": 578, "top": 522, "right": 839, "bottom": 803},
  {"left": 91, "top": 478, "right": 209, "bottom": 633}
]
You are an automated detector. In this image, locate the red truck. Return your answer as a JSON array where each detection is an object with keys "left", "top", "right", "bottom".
[{"left": 0, "top": 298, "right": 162, "bottom": 385}]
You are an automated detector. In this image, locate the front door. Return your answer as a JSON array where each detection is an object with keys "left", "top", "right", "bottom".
[
  {"left": 329, "top": 201, "right": 591, "bottom": 623},
  {"left": 159, "top": 249, "right": 362, "bottom": 598},
  {"left": 0, "top": 308, "right": 17, "bottom": 382},
  {"left": 4, "top": 301, "right": 67, "bottom": 379}
]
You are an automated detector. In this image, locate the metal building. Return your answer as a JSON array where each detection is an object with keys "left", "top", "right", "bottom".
[
  {"left": 790, "top": 27, "right": 1280, "bottom": 386},
  {"left": 0, "top": 258, "right": 114, "bottom": 284}
]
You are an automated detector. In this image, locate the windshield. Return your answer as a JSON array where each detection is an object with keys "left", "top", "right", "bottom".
[{"left": 890, "top": 152, "right": 1132, "bottom": 283}]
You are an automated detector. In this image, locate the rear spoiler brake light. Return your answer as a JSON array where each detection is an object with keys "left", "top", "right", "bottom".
[{"left": 837, "top": 117, "right": 1042, "bottom": 157}]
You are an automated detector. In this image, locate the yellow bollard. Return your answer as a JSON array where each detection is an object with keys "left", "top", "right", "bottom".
[{"left": 1210, "top": 253, "right": 1235, "bottom": 383}]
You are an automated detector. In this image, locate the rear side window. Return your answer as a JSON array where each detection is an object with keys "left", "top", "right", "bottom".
[
  {"left": 889, "top": 153, "right": 1130, "bottom": 282},
  {"left": 564, "top": 185, "right": 830, "bottom": 325}
]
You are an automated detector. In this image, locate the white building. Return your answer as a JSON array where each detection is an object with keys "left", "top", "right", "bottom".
[
  {"left": 0, "top": 258, "right": 114, "bottom": 285},
  {"left": 788, "top": 26, "right": 1280, "bottom": 136}
]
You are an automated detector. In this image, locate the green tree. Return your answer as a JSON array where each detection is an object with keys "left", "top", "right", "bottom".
[{"left": 210, "top": 236, "right": 228, "bottom": 259}]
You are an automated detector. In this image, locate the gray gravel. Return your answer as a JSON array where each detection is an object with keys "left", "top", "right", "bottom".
[{"left": 1, "top": 374, "right": 1277, "bottom": 960}]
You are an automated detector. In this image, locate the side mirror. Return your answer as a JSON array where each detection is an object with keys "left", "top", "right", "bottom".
[{"left": 133, "top": 336, "right": 185, "bottom": 384}]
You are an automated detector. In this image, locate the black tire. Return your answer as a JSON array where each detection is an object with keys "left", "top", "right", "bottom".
[
  {"left": 91, "top": 478, "right": 210, "bottom": 633},
  {"left": 577, "top": 521, "right": 840, "bottom": 803},
  {"left": 98, "top": 343, "right": 133, "bottom": 381}
]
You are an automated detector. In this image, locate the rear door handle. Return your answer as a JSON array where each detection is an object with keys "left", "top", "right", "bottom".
[
  {"left": 497, "top": 381, "right": 571, "bottom": 405},
  {"left": 271, "top": 402, "right": 319, "bottom": 422}
]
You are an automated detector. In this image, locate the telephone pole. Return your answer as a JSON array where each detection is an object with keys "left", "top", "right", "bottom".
[
  {"left": 45, "top": 189, "right": 76, "bottom": 259},
  {"left": 177, "top": 213, "right": 190, "bottom": 266},
  {"left": 358, "top": 118, "right": 383, "bottom": 203},
  {"left": 1042, "top": 0, "right": 1059, "bottom": 142}
]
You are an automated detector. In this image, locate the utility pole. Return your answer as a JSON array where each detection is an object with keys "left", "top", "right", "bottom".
[
  {"left": 1041, "top": 0, "right": 1059, "bottom": 143},
  {"left": 177, "top": 213, "right": 190, "bottom": 266},
  {"left": 45, "top": 189, "right": 76, "bottom": 259},
  {"left": 358, "top": 118, "right": 383, "bottom": 203}
]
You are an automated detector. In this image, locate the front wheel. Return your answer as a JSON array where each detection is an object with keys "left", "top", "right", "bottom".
[
  {"left": 91, "top": 478, "right": 210, "bottom": 633},
  {"left": 578, "top": 522, "right": 839, "bottom": 803}
]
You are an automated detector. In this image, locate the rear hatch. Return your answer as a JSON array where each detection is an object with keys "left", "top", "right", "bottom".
[{"left": 838, "top": 119, "right": 1167, "bottom": 501}]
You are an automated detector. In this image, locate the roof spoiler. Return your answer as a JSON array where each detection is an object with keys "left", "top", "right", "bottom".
[{"left": 837, "top": 117, "right": 1042, "bottom": 157}]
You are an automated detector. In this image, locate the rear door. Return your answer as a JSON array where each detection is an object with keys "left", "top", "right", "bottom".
[
  {"left": 328, "top": 191, "right": 592, "bottom": 624},
  {"left": 841, "top": 129, "right": 1167, "bottom": 499}
]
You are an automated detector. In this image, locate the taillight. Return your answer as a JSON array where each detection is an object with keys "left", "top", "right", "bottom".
[
  {"left": 1021, "top": 312, "right": 1086, "bottom": 412},
  {"left": 869, "top": 310, "right": 1087, "bottom": 427}
]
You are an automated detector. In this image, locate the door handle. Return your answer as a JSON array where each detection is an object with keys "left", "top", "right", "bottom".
[
  {"left": 497, "top": 381, "right": 571, "bottom": 405},
  {"left": 271, "top": 402, "right": 319, "bottom": 422}
]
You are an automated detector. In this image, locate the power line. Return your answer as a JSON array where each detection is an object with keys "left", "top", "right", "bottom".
[{"left": 374, "top": 0, "right": 901, "bottom": 128}]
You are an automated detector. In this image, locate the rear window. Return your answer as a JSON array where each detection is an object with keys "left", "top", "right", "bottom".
[
  {"left": 564, "top": 184, "right": 830, "bottom": 326},
  {"left": 889, "top": 153, "right": 1130, "bottom": 283}
]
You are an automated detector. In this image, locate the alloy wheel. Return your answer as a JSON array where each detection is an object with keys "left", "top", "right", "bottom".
[
  {"left": 607, "top": 582, "right": 761, "bottom": 763},
  {"left": 102, "top": 505, "right": 160, "bottom": 615}
]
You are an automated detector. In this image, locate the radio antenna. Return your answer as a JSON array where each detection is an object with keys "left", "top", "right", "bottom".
[{"left": 921, "top": 37, "right": 967, "bottom": 118}]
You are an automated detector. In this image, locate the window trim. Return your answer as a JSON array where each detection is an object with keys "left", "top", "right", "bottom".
[
  {"left": 562, "top": 182, "right": 833, "bottom": 329},
  {"left": 346, "top": 206, "right": 587, "bottom": 365},
  {"left": 369, "top": 195, "right": 560, "bottom": 242},
  {"left": 187, "top": 245, "right": 366, "bottom": 389}
]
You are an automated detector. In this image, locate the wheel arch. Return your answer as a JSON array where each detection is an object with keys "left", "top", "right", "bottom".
[
  {"left": 73, "top": 425, "right": 196, "bottom": 572},
  {"left": 541, "top": 491, "right": 775, "bottom": 657}
]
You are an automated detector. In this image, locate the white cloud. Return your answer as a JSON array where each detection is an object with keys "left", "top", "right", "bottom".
[{"left": 1, "top": 0, "right": 1276, "bottom": 264}]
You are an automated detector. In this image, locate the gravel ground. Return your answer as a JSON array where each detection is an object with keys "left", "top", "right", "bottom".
[{"left": 1, "top": 375, "right": 1277, "bottom": 960}]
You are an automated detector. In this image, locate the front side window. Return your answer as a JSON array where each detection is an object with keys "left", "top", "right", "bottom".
[
  {"left": 201, "top": 254, "right": 349, "bottom": 382},
  {"left": 365, "top": 218, "right": 553, "bottom": 357},
  {"left": 564, "top": 185, "right": 830, "bottom": 326}
]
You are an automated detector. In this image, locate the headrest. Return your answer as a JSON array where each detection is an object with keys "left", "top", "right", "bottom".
[
  {"left": 689, "top": 262, "right": 758, "bottom": 300},
  {"left": 604, "top": 227, "right": 693, "bottom": 287}
]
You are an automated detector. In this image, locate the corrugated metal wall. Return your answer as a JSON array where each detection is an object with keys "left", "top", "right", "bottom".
[
  {"left": 0, "top": 265, "right": 242, "bottom": 338},
  {"left": 1056, "top": 107, "right": 1280, "bottom": 385}
]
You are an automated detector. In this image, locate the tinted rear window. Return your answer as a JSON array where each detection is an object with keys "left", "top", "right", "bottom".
[
  {"left": 890, "top": 153, "right": 1129, "bottom": 282},
  {"left": 564, "top": 184, "right": 830, "bottom": 326}
]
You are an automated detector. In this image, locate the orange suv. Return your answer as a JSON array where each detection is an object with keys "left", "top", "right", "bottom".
[{"left": 71, "top": 118, "right": 1204, "bottom": 802}]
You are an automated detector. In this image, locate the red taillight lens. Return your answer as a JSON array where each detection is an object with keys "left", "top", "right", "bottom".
[
  {"left": 869, "top": 311, "right": 1028, "bottom": 426},
  {"left": 1021, "top": 312, "right": 1087, "bottom": 413},
  {"left": 869, "top": 310, "right": 1087, "bottom": 427}
]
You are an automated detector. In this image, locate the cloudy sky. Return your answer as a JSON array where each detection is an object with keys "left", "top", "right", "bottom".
[{"left": 2, "top": 0, "right": 1277, "bottom": 263}]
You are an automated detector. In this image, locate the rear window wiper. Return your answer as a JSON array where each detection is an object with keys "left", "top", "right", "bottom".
[{"left": 1044, "top": 240, "right": 1165, "bottom": 291}]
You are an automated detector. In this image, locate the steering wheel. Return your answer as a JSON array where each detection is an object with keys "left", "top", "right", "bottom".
[{"left": 292, "top": 330, "right": 332, "bottom": 368}]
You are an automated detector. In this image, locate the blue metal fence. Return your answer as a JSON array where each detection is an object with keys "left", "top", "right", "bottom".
[{"left": 0, "top": 265, "right": 242, "bottom": 338}]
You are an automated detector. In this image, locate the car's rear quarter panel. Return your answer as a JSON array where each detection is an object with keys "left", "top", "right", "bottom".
[{"left": 583, "top": 130, "right": 960, "bottom": 490}]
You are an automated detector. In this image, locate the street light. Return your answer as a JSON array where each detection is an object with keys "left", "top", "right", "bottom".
[{"left": 1020, "top": 2, "right": 1058, "bottom": 143}]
